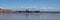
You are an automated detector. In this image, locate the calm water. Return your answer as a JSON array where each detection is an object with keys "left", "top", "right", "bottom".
[{"left": 0, "top": 13, "right": 60, "bottom": 20}]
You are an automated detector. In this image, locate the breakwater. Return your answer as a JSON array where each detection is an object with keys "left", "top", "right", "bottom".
[{"left": 16, "top": 11, "right": 60, "bottom": 13}]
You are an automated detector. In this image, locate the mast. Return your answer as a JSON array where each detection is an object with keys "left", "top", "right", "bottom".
[{"left": 26, "top": 8, "right": 29, "bottom": 11}]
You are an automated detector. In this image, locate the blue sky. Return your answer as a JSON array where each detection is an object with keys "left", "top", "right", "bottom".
[{"left": 0, "top": 0, "right": 60, "bottom": 11}]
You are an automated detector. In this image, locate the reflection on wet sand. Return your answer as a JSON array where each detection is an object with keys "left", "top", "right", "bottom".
[
  {"left": 0, "top": 13, "right": 60, "bottom": 20},
  {"left": 0, "top": 13, "right": 15, "bottom": 16}
]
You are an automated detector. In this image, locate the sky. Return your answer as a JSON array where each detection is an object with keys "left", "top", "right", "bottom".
[{"left": 0, "top": 0, "right": 60, "bottom": 11}]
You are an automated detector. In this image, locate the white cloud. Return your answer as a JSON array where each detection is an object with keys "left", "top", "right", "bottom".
[
  {"left": 40, "top": 7, "right": 55, "bottom": 11},
  {"left": 0, "top": 7, "right": 11, "bottom": 10}
]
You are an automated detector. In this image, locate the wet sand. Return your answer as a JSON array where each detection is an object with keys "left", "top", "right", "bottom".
[{"left": 0, "top": 13, "right": 60, "bottom": 20}]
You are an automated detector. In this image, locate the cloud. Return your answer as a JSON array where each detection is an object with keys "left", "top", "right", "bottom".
[
  {"left": 0, "top": 7, "right": 11, "bottom": 10},
  {"left": 40, "top": 7, "right": 54, "bottom": 9},
  {"left": 40, "top": 7, "right": 55, "bottom": 11},
  {"left": 19, "top": 6, "right": 55, "bottom": 11}
]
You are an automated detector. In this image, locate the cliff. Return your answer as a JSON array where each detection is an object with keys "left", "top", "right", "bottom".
[{"left": 0, "top": 8, "right": 16, "bottom": 13}]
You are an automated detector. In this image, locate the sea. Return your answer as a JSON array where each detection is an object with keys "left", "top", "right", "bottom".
[{"left": 0, "top": 13, "right": 60, "bottom": 20}]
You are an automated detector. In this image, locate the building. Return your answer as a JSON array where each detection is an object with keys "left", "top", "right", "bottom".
[{"left": 0, "top": 8, "right": 16, "bottom": 13}]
